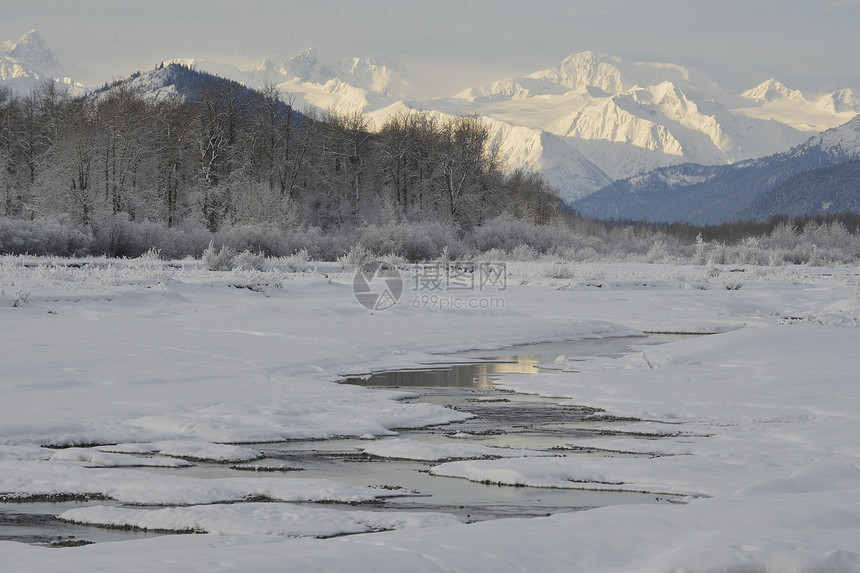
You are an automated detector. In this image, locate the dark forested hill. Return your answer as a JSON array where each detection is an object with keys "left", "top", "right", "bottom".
[
  {"left": 735, "top": 160, "right": 860, "bottom": 220},
  {"left": 572, "top": 115, "right": 860, "bottom": 224}
]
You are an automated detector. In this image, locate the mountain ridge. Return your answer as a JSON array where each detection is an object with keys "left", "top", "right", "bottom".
[
  {"left": 3, "top": 30, "right": 858, "bottom": 213},
  {"left": 571, "top": 114, "right": 860, "bottom": 224},
  {"left": 0, "top": 29, "right": 85, "bottom": 95}
]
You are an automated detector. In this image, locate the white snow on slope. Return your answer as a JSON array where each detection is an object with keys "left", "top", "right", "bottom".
[
  {"left": 735, "top": 79, "right": 860, "bottom": 132},
  {"left": 440, "top": 54, "right": 817, "bottom": 180},
  {"left": 0, "top": 30, "right": 85, "bottom": 95}
]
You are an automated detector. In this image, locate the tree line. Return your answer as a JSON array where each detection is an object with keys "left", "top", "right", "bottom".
[{"left": 0, "top": 64, "right": 562, "bottom": 244}]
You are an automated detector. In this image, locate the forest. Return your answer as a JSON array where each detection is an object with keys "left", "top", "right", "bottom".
[
  {"left": 0, "top": 65, "right": 559, "bottom": 257},
  {"left": 1, "top": 64, "right": 859, "bottom": 265}
]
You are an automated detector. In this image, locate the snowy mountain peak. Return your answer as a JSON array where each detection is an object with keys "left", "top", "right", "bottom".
[
  {"left": 527, "top": 52, "right": 717, "bottom": 98},
  {"left": 0, "top": 29, "right": 85, "bottom": 94},
  {"left": 255, "top": 47, "right": 339, "bottom": 83},
  {"left": 1, "top": 29, "right": 57, "bottom": 66},
  {"left": 530, "top": 51, "right": 625, "bottom": 93},
  {"left": 741, "top": 79, "right": 805, "bottom": 103},
  {"left": 817, "top": 88, "right": 860, "bottom": 114},
  {"left": 806, "top": 113, "right": 860, "bottom": 156},
  {"left": 253, "top": 48, "right": 407, "bottom": 96}
]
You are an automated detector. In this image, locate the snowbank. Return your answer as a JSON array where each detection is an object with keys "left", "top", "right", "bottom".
[{"left": 1, "top": 258, "right": 859, "bottom": 571}]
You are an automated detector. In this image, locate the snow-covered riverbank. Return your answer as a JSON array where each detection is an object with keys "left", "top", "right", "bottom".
[{"left": 2, "top": 257, "right": 859, "bottom": 572}]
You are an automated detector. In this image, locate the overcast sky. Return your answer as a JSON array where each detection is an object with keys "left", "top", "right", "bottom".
[{"left": 3, "top": 0, "right": 860, "bottom": 96}]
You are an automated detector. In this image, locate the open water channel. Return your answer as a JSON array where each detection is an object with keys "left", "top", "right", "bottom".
[{"left": 1, "top": 335, "right": 685, "bottom": 546}]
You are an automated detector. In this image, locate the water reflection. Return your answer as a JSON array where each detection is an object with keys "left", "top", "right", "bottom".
[
  {"left": 342, "top": 360, "right": 534, "bottom": 388},
  {"left": 341, "top": 336, "right": 652, "bottom": 388}
]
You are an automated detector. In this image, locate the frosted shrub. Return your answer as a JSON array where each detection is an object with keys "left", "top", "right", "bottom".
[
  {"left": 355, "top": 221, "right": 462, "bottom": 263},
  {"left": 284, "top": 247, "right": 311, "bottom": 264},
  {"left": 704, "top": 259, "right": 719, "bottom": 279},
  {"left": 734, "top": 237, "right": 763, "bottom": 265},
  {"left": 218, "top": 223, "right": 288, "bottom": 257},
  {"left": 138, "top": 247, "right": 162, "bottom": 262},
  {"left": 90, "top": 213, "right": 144, "bottom": 257},
  {"left": 646, "top": 240, "right": 670, "bottom": 264},
  {"left": 202, "top": 241, "right": 236, "bottom": 271},
  {"left": 801, "top": 221, "right": 850, "bottom": 250},
  {"left": 378, "top": 252, "right": 407, "bottom": 265},
  {"left": 510, "top": 244, "right": 539, "bottom": 261},
  {"left": 0, "top": 216, "right": 92, "bottom": 256},
  {"left": 292, "top": 247, "right": 311, "bottom": 262},
  {"left": 554, "top": 245, "right": 600, "bottom": 263},
  {"left": 232, "top": 249, "right": 266, "bottom": 271},
  {"left": 540, "top": 263, "right": 574, "bottom": 279},
  {"left": 11, "top": 283, "right": 31, "bottom": 307},
  {"left": 693, "top": 233, "right": 707, "bottom": 265},
  {"left": 764, "top": 221, "right": 799, "bottom": 251},
  {"left": 159, "top": 221, "right": 213, "bottom": 259},
  {"left": 356, "top": 225, "right": 399, "bottom": 258},
  {"left": 468, "top": 214, "right": 562, "bottom": 254},
  {"left": 437, "top": 245, "right": 451, "bottom": 268},
  {"left": 401, "top": 222, "right": 461, "bottom": 262},
  {"left": 723, "top": 275, "right": 744, "bottom": 290},
  {"left": 337, "top": 244, "right": 374, "bottom": 267},
  {"left": 710, "top": 242, "right": 728, "bottom": 265},
  {"left": 478, "top": 248, "right": 508, "bottom": 262},
  {"left": 579, "top": 266, "right": 607, "bottom": 281},
  {"left": 283, "top": 226, "right": 352, "bottom": 262},
  {"left": 281, "top": 248, "right": 313, "bottom": 272}
]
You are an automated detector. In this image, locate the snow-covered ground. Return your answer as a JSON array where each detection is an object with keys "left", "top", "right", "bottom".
[{"left": 1, "top": 256, "right": 859, "bottom": 572}]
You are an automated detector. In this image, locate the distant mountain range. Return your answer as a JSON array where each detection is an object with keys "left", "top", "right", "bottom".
[
  {"left": 213, "top": 48, "right": 858, "bottom": 203},
  {"left": 3, "top": 29, "right": 859, "bottom": 222},
  {"left": 572, "top": 115, "right": 860, "bottom": 224}
]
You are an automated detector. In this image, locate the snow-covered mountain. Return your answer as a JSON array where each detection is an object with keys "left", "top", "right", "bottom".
[
  {"left": 572, "top": 114, "right": 860, "bottom": 224},
  {"left": 733, "top": 78, "right": 860, "bottom": 132},
  {"left": 4, "top": 33, "right": 858, "bottom": 208},
  {"left": 90, "top": 62, "right": 304, "bottom": 136},
  {"left": 438, "top": 53, "right": 858, "bottom": 199},
  {"left": 439, "top": 53, "right": 836, "bottom": 180},
  {"left": 240, "top": 48, "right": 415, "bottom": 114},
  {"left": 101, "top": 49, "right": 860, "bottom": 203},
  {"left": 0, "top": 30, "right": 85, "bottom": 95},
  {"left": 337, "top": 52, "right": 855, "bottom": 200}
]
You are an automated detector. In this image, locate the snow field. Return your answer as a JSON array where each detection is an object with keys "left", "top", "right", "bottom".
[{"left": 1, "top": 256, "right": 859, "bottom": 571}]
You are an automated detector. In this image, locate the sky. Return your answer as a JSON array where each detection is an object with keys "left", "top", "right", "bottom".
[{"left": 3, "top": 0, "right": 860, "bottom": 96}]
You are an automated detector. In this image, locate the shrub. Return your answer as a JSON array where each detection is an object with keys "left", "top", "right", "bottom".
[
  {"left": 540, "top": 263, "right": 574, "bottom": 279},
  {"left": 467, "top": 214, "right": 566, "bottom": 254},
  {"left": 510, "top": 244, "right": 539, "bottom": 261},
  {"left": 646, "top": 240, "right": 671, "bottom": 264},
  {"left": 337, "top": 244, "right": 374, "bottom": 267},
  {"left": 0, "top": 216, "right": 93, "bottom": 256},
  {"left": 232, "top": 249, "right": 266, "bottom": 271},
  {"left": 218, "top": 223, "right": 289, "bottom": 256},
  {"left": 202, "top": 241, "right": 236, "bottom": 271},
  {"left": 723, "top": 276, "right": 744, "bottom": 290},
  {"left": 693, "top": 233, "right": 707, "bottom": 265},
  {"left": 357, "top": 221, "right": 462, "bottom": 262}
]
